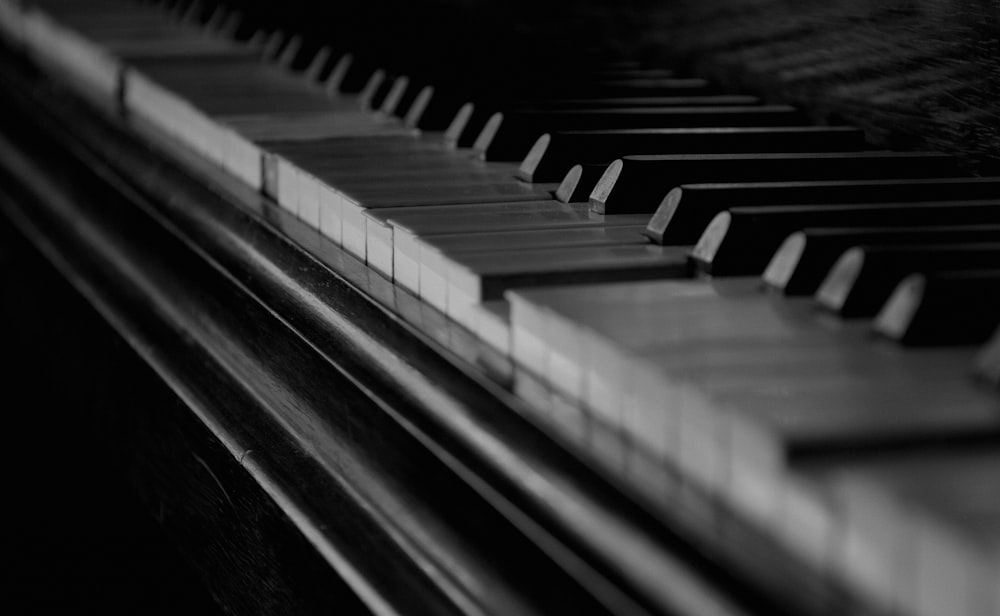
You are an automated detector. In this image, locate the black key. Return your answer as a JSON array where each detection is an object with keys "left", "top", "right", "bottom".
[
  {"left": 359, "top": 69, "right": 397, "bottom": 112},
  {"left": 874, "top": 270, "right": 1000, "bottom": 346},
  {"left": 763, "top": 225, "right": 1000, "bottom": 295},
  {"left": 519, "top": 95, "right": 761, "bottom": 109},
  {"left": 404, "top": 87, "right": 466, "bottom": 130},
  {"left": 517, "top": 126, "right": 865, "bottom": 183},
  {"left": 555, "top": 164, "right": 608, "bottom": 203},
  {"left": 402, "top": 85, "right": 434, "bottom": 125},
  {"left": 691, "top": 200, "right": 1000, "bottom": 276},
  {"left": 592, "top": 152, "right": 964, "bottom": 215},
  {"left": 559, "top": 77, "right": 716, "bottom": 97},
  {"left": 974, "top": 323, "right": 1000, "bottom": 384},
  {"left": 444, "top": 79, "right": 731, "bottom": 149},
  {"left": 473, "top": 105, "right": 807, "bottom": 161},
  {"left": 379, "top": 75, "right": 413, "bottom": 116},
  {"left": 277, "top": 34, "right": 303, "bottom": 69},
  {"left": 644, "top": 177, "right": 1000, "bottom": 244},
  {"left": 356, "top": 67, "right": 386, "bottom": 109},
  {"left": 816, "top": 244, "right": 1000, "bottom": 317},
  {"left": 394, "top": 79, "right": 436, "bottom": 120},
  {"left": 587, "top": 69, "right": 676, "bottom": 79},
  {"left": 331, "top": 53, "right": 377, "bottom": 94},
  {"left": 260, "top": 29, "right": 287, "bottom": 61},
  {"left": 443, "top": 103, "right": 493, "bottom": 149}
]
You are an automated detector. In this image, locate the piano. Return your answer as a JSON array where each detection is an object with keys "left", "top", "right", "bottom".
[{"left": 2, "top": 0, "right": 999, "bottom": 614}]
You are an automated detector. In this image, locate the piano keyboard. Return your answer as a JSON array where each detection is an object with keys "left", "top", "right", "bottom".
[{"left": 4, "top": 1, "right": 1000, "bottom": 615}]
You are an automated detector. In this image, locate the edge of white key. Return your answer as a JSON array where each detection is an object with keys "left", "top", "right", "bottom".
[
  {"left": 275, "top": 155, "right": 299, "bottom": 214},
  {"left": 507, "top": 289, "right": 553, "bottom": 378},
  {"left": 829, "top": 477, "right": 907, "bottom": 614},
  {"left": 445, "top": 259, "right": 482, "bottom": 331},
  {"left": 725, "top": 411, "right": 784, "bottom": 530},
  {"left": 545, "top": 309, "right": 586, "bottom": 401},
  {"left": 417, "top": 241, "right": 448, "bottom": 311},
  {"left": 296, "top": 171, "right": 321, "bottom": 229},
  {"left": 318, "top": 183, "right": 342, "bottom": 245},
  {"left": 476, "top": 300, "right": 511, "bottom": 355},
  {"left": 585, "top": 329, "right": 632, "bottom": 434},
  {"left": 390, "top": 227, "right": 421, "bottom": 294},
  {"left": 621, "top": 360, "right": 676, "bottom": 462},
  {"left": 778, "top": 476, "right": 838, "bottom": 574},
  {"left": 341, "top": 196, "right": 368, "bottom": 260},
  {"left": 364, "top": 213, "right": 394, "bottom": 278},
  {"left": 222, "top": 127, "right": 263, "bottom": 191}
]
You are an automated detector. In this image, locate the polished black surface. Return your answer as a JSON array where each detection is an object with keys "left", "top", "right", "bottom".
[{"left": 1, "top": 211, "right": 226, "bottom": 616}]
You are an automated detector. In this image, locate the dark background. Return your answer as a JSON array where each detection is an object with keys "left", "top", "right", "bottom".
[{"left": 1, "top": 217, "right": 223, "bottom": 616}]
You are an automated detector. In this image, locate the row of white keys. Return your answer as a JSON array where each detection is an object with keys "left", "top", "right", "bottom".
[
  {"left": 13, "top": 0, "right": 621, "bottom": 308},
  {"left": 805, "top": 449, "right": 1000, "bottom": 616},
  {"left": 506, "top": 277, "right": 1000, "bottom": 615},
  {"left": 381, "top": 203, "right": 657, "bottom": 295},
  {"left": 258, "top": 133, "right": 542, "bottom": 250},
  {"left": 8, "top": 0, "right": 377, "bottom": 192},
  {"left": 14, "top": 0, "right": 745, "bottom": 376}
]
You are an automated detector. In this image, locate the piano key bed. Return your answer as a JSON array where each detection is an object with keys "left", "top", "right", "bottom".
[{"left": 4, "top": 1, "right": 1000, "bottom": 615}]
